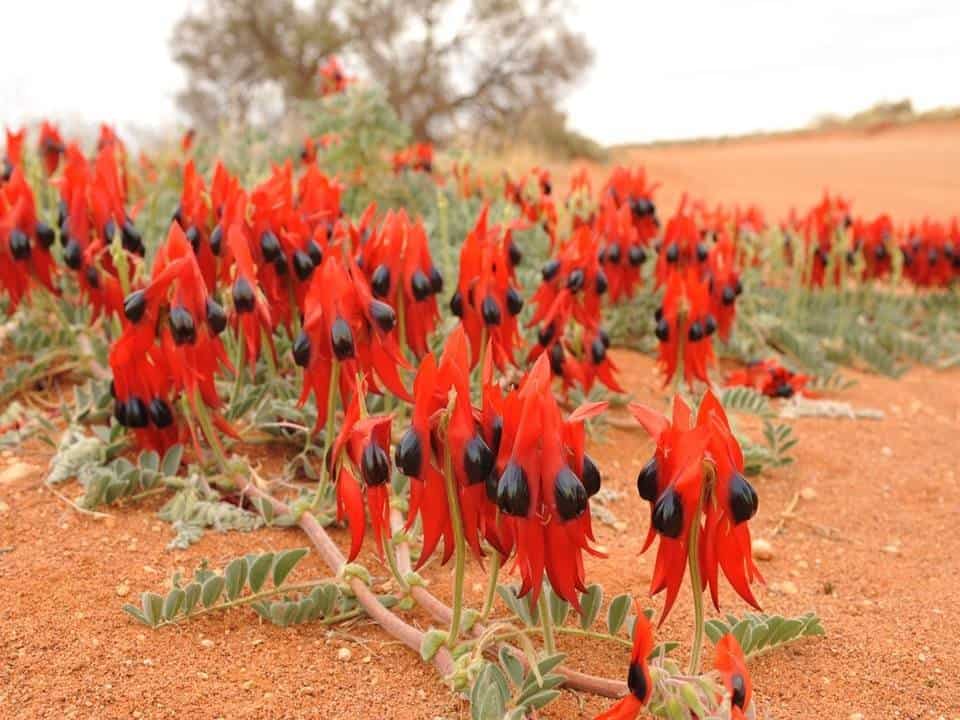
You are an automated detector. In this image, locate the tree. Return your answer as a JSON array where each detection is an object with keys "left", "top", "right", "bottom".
[{"left": 170, "top": 0, "right": 592, "bottom": 141}]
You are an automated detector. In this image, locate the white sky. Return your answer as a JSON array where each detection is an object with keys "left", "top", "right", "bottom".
[{"left": 2, "top": 0, "right": 958, "bottom": 145}]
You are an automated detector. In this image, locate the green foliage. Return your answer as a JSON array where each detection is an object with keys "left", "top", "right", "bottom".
[
  {"left": 468, "top": 653, "right": 567, "bottom": 720},
  {"left": 158, "top": 482, "right": 264, "bottom": 549},
  {"left": 78, "top": 445, "right": 184, "bottom": 509},
  {"left": 742, "top": 421, "right": 798, "bottom": 476},
  {"left": 704, "top": 611, "right": 824, "bottom": 658}
]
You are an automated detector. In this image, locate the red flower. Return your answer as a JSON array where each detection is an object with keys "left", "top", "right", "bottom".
[
  {"left": 855, "top": 214, "right": 894, "bottom": 281},
  {"left": 491, "top": 353, "right": 606, "bottom": 608},
  {"left": 714, "top": 634, "right": 752, "bottom": 719},
  {"left": 318, "top": 56, "right": 351, "bottom": 96},
  {"left": 594, "top": 602, "right": 654, "bottom": 720},
  {"left": 705, "top": 230, "right": 742, "bottom": 342},
  {"left": 452, "top": 206, "right": 524, "bottom": 370},
  {"left": 38, "top": 122, "right": 66, "bottom": 176},
  {"left": 328, "top": 381, "right": 394, "bottom": 560},
  {"left": 654, "top": 270, "right": 716, "bottom": 388},
  {"left": 596, "top": 196, "right": 649, "bottom": 303},
  {"left": 0, "top": 167, "right": 59, "bottom": 310},
  {"left": 630, "top": 391, "right": 761, "bottom": 623},
  {"left": 601, "top": 166, "right": 660, "bottom": 238},
  {"left": 356, "top": 208, "right": 441, "bottom": 359},
  {"left": 655, "top": 202, "right": 710, "bottom": 287},
  {"left": 2, "top": 128, "right": 25, "bottom": 181},
  {"left": 110, "top": 224, "right": 234, "bottom": 453},
  {"left": 725, "top": 358, "right": 809, "bottom": 399},
  {"left": 392, "top": 143, "right": 434, "bottom": 174}
]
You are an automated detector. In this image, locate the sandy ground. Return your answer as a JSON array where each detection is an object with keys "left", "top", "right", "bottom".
[
  {"left": 614, "top": 120, "right": 960, "bottom": 220},
  {"left": 3, "top": 123, "right": 960, "bottom": 719}
]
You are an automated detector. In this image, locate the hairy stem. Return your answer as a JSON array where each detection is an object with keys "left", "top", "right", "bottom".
[
  {"left": 480, "top": 551, "right": 501, "bottom": 620},
  {"left": 442, "top": 427, "right": 468, "bottom": 648},
  {"left": 687, "top": 468, "right": 711, "bottom": 674},
  {"left": 310, "top": 360, "right": 340, "bottom": 513},
  {"left": 537, "top": 591, "right": 556, "bottom": 655}
]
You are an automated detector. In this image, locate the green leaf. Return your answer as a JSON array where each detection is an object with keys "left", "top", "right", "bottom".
[
  {"left": 704, "top": 619, "right": 729, "bottom": 645},
  {"left": 272, "top": 548, "right": 308, "bottom": 587},
  {"left": 607, "top": 593, "right": 631, "bottom": 635},
  {"left": 122, "top": 604, "right": 149, "bottom": 625},
  {"left": 183, "top": 582, "right": 202, "bottom": 615},
  {"left": 139, "top": 450, "right": 159, "bottom": 472},
  {"left": 419, "top": 630, "right": 447, "bottom": 661},
  {"left": 534, "top": 653, "right": 567, "bottom": 677},
  {"left": 523, "top": 689, "right": 561, "bottom": 710},
  {"left": 161, "top": 445, "right": 184, "bottom": 476},
  {"left": 547, "top": 587, "right": 569, "bottom": 627},
  {"left": 649, "top": 641, "right": 679, "bottom": 660},
  {"left": 141, "top": 592, "right": 164, "bottom": 627},
  {"left": 224, "top": 558, "right": 248, "bottom": 600},
  {"left": 248, "top": 553, "right": 274, "bottom": 593},
  {"left": 499, "top": 647, "right": 525, "bottom": 687},
  {"left": 201, "top": 576, "right": 225, "bottom": 608},
  {"left": 162, "top": 588, "right": 185, "bottom": 621},
  {"left": 579, "top": 584, "right": 603, "bottom": 629}
]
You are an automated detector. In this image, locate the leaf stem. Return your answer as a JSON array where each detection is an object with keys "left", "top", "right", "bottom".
[
  {"left": 310, "top": 360, "right": 340, "bottom": 513},
  {"left": 686, "top": 465, "right": 711, "bottom": 674},
  {"left": 537, "top": 591, "right": 556, "bottom": 655},
  {"left": 480, "top": 550, "right": 501, "bottom": 620},
  {"left": 442, "top": 418, "right": 468, "bottom": 648}
]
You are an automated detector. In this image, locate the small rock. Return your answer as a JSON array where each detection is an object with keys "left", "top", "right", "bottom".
[
  {"left": 849, "top": 713, "right": 864, "bottom": 720},
  {"left": 197, "top": 672, "right": 208, "bottom": 680},
  {"left": 799, "top": 487, "right": 817, "bottom": 501},
  {"left": 0, "top": 500, "right": 9, "bottom": 513},
  {"left": 115, "top": 583, "right": 130, "bottom": 597},
  {"left": 200, "top": 639, "right": 215, "bottom": 649},
  {"left": 797, "top": 560, "right": 809, "bottom": 570},
  {"left": 337, "top": 647, "right": 352, "bottom": 661},
  {"left": 301, "top": 686, "right": 315, "bottom": 696},
  {"left": 752, "top": 538, "right": 774, "bottom": 561},
  {"left": 242, "top": 680, "right": 254, "bottom": 690},
  {"left": 881, "top": 447, "right": 893, "bottom": 457},
  {"left": 0, "top": 463, "right": 34, "bottom": 485},
  {"left": 779, "top": 580, "right": 798, "bottom": 595},
  {"left": 881, "top": 544, "right": 900, "bottom": 555},
  {"left": 613, "top": 521, "right": 628, "bottom": 532},
  {"left": 471, "top": 582, "right": 483, "bottom": 594}
]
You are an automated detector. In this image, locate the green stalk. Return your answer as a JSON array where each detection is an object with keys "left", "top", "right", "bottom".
[
  {"left": 311, "top": 360, "right": 340, "bottom": 513},
  {"left": 190, "top": 389, "right": 229, "bottom": 473},
  {"left": 480, "top": 550, "right": 501, "bottom": 620},
  {"left": 686, "top": 466, "right": 711, "bottom": 674},
  {"left": 537, "top": 591, "right": 556, "bottom": 656},
  {"left": 442, "top": 420, "right": 468, "bottom": 648}
]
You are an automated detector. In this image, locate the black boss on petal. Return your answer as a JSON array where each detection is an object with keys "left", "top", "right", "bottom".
[
  {"left": 774, "top": 383, "right": 793, "bottom": 398},
  {"left": 508, "top": 241, "right": 522, "bottom": 266},
  {"left": 449, "top": 289, "right": 463, "bottom": 317},
  {"left": 566, "top": 268, "right": 585, "bottom": 292},
  {"left": 9, "top": 229, "right": 31, "bottom": 260},
  {"left": 114, "top": 400, "right": 128, "bottom": 426},
  {"left": 628, "top": 244, "right": 647, "bottom": 266},
  {"left": 35, "top": 222, "right": 56, "bottom": 249},
  {"left": 232, "top": 277, "right": 256, "bottom": 313},
  {"left": 488, "top": 415, "right": 503, "bottom": 458},
  {"left": 654, "top": 306, "right": 663, "bottom": 322},
  {"left": 722, "top": 285, "right": 736, "bottom": 305},
  {"left": 696, "top": 242, "right": 709, "bottom": 262},
  {"left": 292, "top": 250, "right": 315, "bottom": 281},
  {"left": 306, "top": 239, "right": 323, "bottom": 266},
  {"left": 636, "top": 457, "right": 658, "bottom": 502},
  {"left": 186, "top": 226, "right": 201, "bottom": 252},
  {"left": 148, "top": 398, "right": 174, "bottom": 429},
  {"left": 731, "top": 674, "right": 747, "bottom": 709},
  {"left": 627, "top": 661, "right": 649, "bottom": 703},
  {"left": 169, "top": 306, "right": 197, "bottom": 345},
  {"left": 554, "top": 467, "right": 588, "bottom": 521},
  {"left": 361, "top": 443, "right": 390, "bottom": 487},
  {"left": 606, "top": 243, "right": 621, "bottom": 264},
  {"left": 292, "top": 331, "right": 311, "bottom": 367},
  {"left": 582, "top": 454, "right": 601, "bottom": 496},
  {"left": 652, "top": 487, "right": 683, "bottom": 538},
  {"left": 205, "top": 298, "right": 227, "bottom": 334},
  {"left": 655, "top": 318, "right": 670, "bottom": 342},
  {"left": 497, "top": 462, "right": 531, "bottom": 517},
  {"left": 411, "top": 269, "right": 432, "bottom": 301},
  {"left": 429, "top": 266, "right": 443, "bottom": 293},
  {"left": 85, "top": 266, "right": 100, "bottom": 289},
  {"left": 665, "top": 243, "right": 679, "bottom": 263},
  {"left": 371, "top": 264, "right": 391, "bottom": 297},
  {"left": 704, "top": 315, "right": 717, "bottom": 336},
  {"left": 123, "top": 290, "right": 147, "bottom": 323},
  {"left": 728, "top": 472, "right": 759, "bottom": 524},
  {"left": 734, "top": 279, "right": 743, "bottom": 296},
  {"left": 599, "top": 328, "right": 611, "bottom": 348},
  {"left": 481, "top": 295, "right": 502, "bottom": 326},
  {"left": 125, "top": 395, "right": 149, "bottom": 429},
  {"left": 594, "top": 269, "right": 608, "bottom": 295},
  {"left": 541, "top": 258, "right": 560, "bottom": 281},
  {"left": 209, "top": 224, "right": 223, "bottom": 256},
  {"left": 63, "top": 237, "right": 84, "bottom": 270},
  {"left": 590, "top": 337, "right": 606, "bottom": 364},
  {"left": 549, "top": 341, "right": 565, "bottom": 375},
  {"left": 273, "top": 253, "right": 289, "bottom": 276},
  {"left": 395, "top": 428, "right": 423, "bottom": 477},
  {"left": 370, "top": 300, "right": 396, "bottom": 332},
  {"left": 537, "top": 323, "right": 555, "bottom": 347},
  {"left": 463, "top": 435, "right": 495, "bottom": 485},
  {"left": 260, "top": 230, "right": 281, "bottom": 262},
  {"left": 330, "top": 317, "right": 355, "bottom": 360},
  {"left": 688, "top": 320, "right": 704, "bottom": 342},
  {"left": 506, "top": 287, "right": 524, "bottom": 315}
]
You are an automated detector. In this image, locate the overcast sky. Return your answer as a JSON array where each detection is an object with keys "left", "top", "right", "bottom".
[{"left": 2, "top": 0, "right": 958, "bottom": 145}]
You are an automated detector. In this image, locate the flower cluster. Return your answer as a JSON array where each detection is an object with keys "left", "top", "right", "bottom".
[
  {"left": 1, "top": 165, "right": 58, "bottom": 309},
  {"left": 505, "top": 167, "right": 558, "bottom": 247},
  {"left": 450, "top": 205, "right": 525, "bottom": 370},
  {"left": 631, "top": 391, "right": 762, "bottom": 622},
  {"left": 726, "top": 358, "right": 810, "bottom": 399},
  {"left": 528, "top": 225, "right": 622, "bottom": 393},
  {"left": 392, "top": 142, "right": 434, "bottom": 174}
]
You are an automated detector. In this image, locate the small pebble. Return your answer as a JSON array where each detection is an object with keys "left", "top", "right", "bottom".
[
  {"left": 115, "top": 583, "right": 130, "bottom": 597},
  {"left": 0, "top": 501, "right": 10, "bottom": 513},
  {"left": 242, "top": 680, "right": 254, "bottom": 690},
  {"left": 849, "top": 713, "right": 864, "bottom": 720},
  {"left": 752, "top": 538, "right": 774, "bottom": 561},
  {"left": 799, "top": 487, "right": 817, "bottom": 501},
  {"left": 881, "top": 446, "right": 893, "bottom": 457},
  {"left": 881, "top": 544, "right": 900, "bottom": 555},
  {"left": 779, "top": 580, "right": 798, "bottom": 595},
  {"left": 337, "top": 647, "right": 352, "bottom": 661}
]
